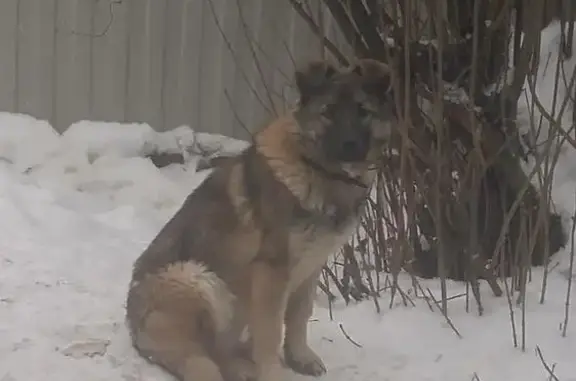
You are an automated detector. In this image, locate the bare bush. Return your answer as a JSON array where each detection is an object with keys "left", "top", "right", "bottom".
[
  {"left": 203, "top": 0, "right": 573, "bottom": 331},
  {"left": 285, "top": 0, "right": 573, "bottom": 322}
]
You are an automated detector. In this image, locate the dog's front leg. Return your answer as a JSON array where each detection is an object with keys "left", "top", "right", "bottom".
[
  {"left": 249, "top": 260, "right": 289, "bottom": 381},
  {"left": 284, "top": 269, "right": 326, "bottom": 377}
]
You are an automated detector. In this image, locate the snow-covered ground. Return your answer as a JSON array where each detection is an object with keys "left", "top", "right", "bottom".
[{"left": 1, "top": 22, "right": 576, "bottom": 381}]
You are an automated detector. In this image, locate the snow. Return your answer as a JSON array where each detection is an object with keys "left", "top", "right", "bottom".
[
  {"left": 517, "top": 20, "right": 576, "bottom": 219},
  {"left": 0, "top": 21, "right": 575, "bottom": 381}
]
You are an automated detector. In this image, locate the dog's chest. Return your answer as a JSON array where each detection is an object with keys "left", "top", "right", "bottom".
[{"left": 287, "top": 217, "right": 358, "bottom": 291}]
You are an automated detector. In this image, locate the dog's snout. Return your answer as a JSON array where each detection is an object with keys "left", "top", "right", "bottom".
[
  {"left": 342, "top": 139, "right": 358, "bottom": 152},
  {"left": 337, "top": 132, "right": 369, "bottom": 162}
]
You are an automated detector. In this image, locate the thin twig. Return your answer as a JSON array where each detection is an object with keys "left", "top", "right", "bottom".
[
  {"left": 535, "top": 346, "right": 561, "bottom": 381},
  {"left": 338, "top": 323, "right": 363, "bottom": 348},
  {"left": 426, "top": 288, "right": 463, "bottom": 339},
  {"left": 562, "top": 191, "right": 576, "bottom": 337},
  {"left": 288, "top": 0, "right": 349, "bottom": 65}
]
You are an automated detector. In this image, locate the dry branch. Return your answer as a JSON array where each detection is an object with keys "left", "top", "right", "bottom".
[{"left": 286, "top": 0, "right": 569, "bottom": 321}]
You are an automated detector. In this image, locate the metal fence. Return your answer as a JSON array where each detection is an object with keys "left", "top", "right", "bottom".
[{"left": 0, "top": 0, "right": 349, "bottom": 140}]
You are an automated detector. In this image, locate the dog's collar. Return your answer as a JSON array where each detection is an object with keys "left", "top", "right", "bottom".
[{"left": 300, "top": 155, "right": 369, "bottom": 189}]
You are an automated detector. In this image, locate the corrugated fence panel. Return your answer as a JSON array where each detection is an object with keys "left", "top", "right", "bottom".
[
  {"left": 0, "top": 0, "right": 18, "bottom": 112},
  {"left": 260, "top": 0, "right": 293, "bottom": 115},
  {"left": 17, "top": 0, "right": 56, "bottom": 123},
  {"left": 125, "top": 0, "right": 165, "bottom": 129},
  {"left": 271, "top": 0, "right": 300, "bottom": 115},
  {"left": 55, "top": 0, "right": 92, "bottom": 130},
  {"left": 179, "top": 0, "right": 204, "bottom": 136},
  {"left": 246, "top": 0, "right": 281, "bottom": 135},
  {"left": 216, "top": 0, "right": 241, "bottom": 139},
  {"left": 326, "top": 7, "right": 355, "bottom": 61},
  {"left": 288, "top": 0, "right": 329, "bottom": 98},
  {"left": 90, "top": 0, "right": 129, "bottom": 122},
  {"left": 162, "top": 0, "right": 186, "bottom": 131},
  {"left": 230, "top": 0, "right": 267, "bottom": 139},
  {"left": 0, "top": 0, "right": 351, "bottom": 137},
  {"left": 198, "top": 0, "right": 226, "bottom": 137},
  {"left": 290, "top": 0, "right": 325, "bottom": 63}
]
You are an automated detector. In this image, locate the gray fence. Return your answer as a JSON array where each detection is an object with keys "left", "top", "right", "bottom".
[{"left": 0, "top": 0, "right": 350, "bottom": 140}]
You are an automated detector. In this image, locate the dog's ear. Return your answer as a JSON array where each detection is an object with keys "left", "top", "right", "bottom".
[
  {"left": 352, "top": 59, "right": 392, "bottom": 100},
  {"left": 295, "top": 61, "right": 338, "bottom": 104}
]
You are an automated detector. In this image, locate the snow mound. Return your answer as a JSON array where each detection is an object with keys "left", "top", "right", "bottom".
[
  {"left": 0, "top": 113, "right": 62, "bottom": 173},
  {"left": 0, "top": 114, "right": 249, "bottom": 221}
]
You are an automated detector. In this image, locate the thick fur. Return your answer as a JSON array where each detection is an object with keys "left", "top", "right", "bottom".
[{"left": 125, "top": 58, "right": 396, "bottom": 381}]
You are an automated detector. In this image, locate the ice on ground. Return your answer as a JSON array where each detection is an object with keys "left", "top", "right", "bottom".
[{"left": 0, "top": 20, "right": 575, "bottom": 381}]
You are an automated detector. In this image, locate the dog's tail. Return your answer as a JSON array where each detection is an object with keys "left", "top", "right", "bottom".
[{"left": 126, "top": 261, "right": 235, "bottom": 381}]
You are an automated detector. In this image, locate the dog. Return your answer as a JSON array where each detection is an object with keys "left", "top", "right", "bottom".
[{"left": 125, "top": 58, "right": 397, "bottom": 381}]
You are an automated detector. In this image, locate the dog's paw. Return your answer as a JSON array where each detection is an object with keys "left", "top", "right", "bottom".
[
  {"left": 284, "top": 345, "right": 326, "bottom": 377},
  {"left": 256, "top": 362, "right": 286, "bottom": 381},
  {"left": 224, "top": 356, "right": 257, "bottom": 381}
]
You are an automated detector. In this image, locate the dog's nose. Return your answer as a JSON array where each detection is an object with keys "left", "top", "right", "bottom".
[
  {"left": 339, "top": 136, "right": 368, "bottom": 162},
  {"left": 342, "top": 139, "right": 360, "bottom": 153}
]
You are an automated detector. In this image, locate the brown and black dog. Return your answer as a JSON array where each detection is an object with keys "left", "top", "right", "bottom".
[{"left": 125, "top": 58, "right": 397, "bottom": 381}]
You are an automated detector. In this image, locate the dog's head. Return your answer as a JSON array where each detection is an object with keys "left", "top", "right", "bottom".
[{"left": 293, "top": 59, "right": 396, "bottom": 170}]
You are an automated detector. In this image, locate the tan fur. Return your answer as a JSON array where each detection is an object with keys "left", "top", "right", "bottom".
[{"left": 125, "top": 58, "right": 396, "bottom": 381}]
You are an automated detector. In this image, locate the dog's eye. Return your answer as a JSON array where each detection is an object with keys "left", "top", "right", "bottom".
[
  {"left": 320, "top": 104, "right": 333, "bottom": 120},
  {"left": 357, "top": 105, "right": 371, "bottom": 120}
]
